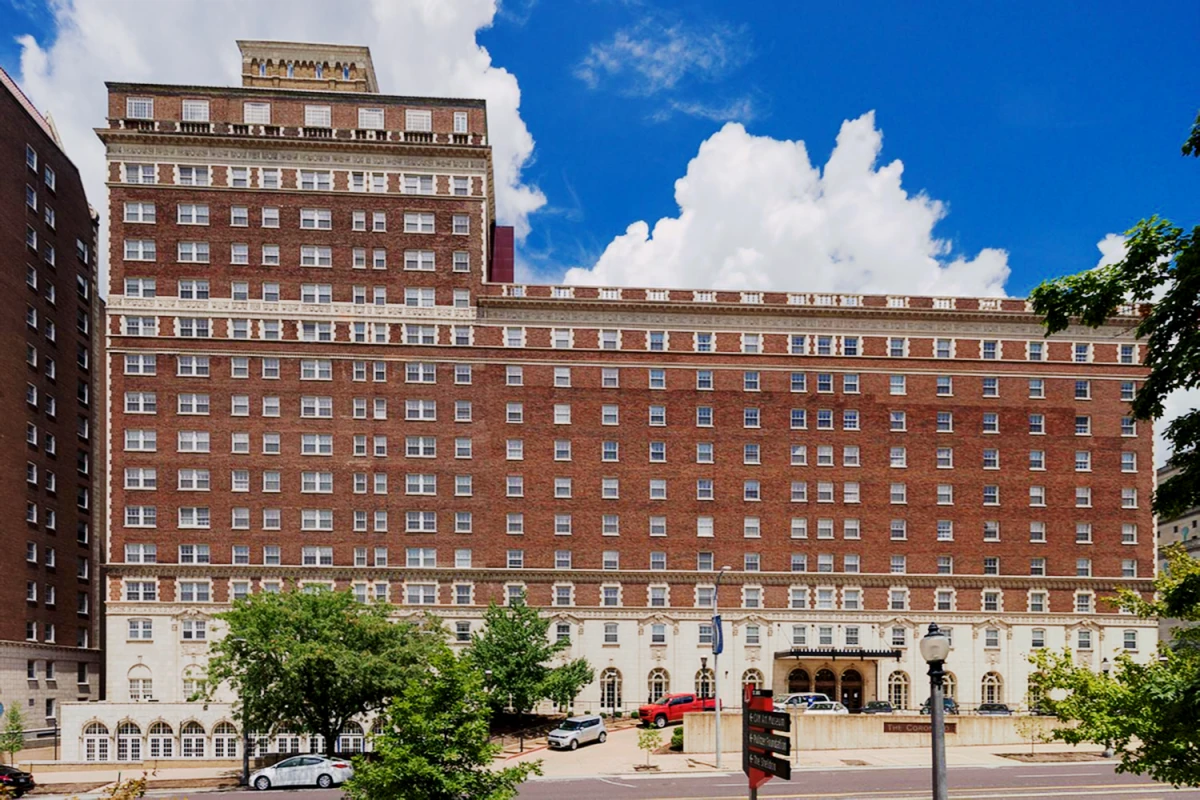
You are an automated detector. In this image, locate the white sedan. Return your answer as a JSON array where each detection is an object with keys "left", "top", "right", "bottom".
[
  {"left": 804, "top": 702, "right": 850, "bottom": 715},
  {"left": 250, "top": 755, "right": 354, "bottom": 791}
]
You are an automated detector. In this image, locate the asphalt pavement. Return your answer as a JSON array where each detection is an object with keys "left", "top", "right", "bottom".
[{"left": 50, "top": 762, "right": 1200, "bottom": 800}]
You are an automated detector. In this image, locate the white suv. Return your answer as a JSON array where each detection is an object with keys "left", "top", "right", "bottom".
[
  {"left": 774, "top": 692, "right": 830, "bottom": 712},
  {"left": 547, "top": 715, "right": 607, "bottom": 750}
]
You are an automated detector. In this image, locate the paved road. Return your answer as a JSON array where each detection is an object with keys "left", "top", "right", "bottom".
[
  {"left": 515, "top": 763, "right": 1200, "bottom": 799},
  {"left": 118, "top": 762, "right": 1200, "bottom": 799}
]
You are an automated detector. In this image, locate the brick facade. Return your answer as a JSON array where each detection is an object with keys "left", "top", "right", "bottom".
[
  {"left": 0, "top": 67, "right": 104, "bottom": 728},
  {"left": 63, "top": 41, "right": 1157, "bottom": 763}
]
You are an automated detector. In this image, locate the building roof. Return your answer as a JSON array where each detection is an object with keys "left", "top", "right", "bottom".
[
  {"left": 1, "top": 66, "right": 61, "bottom": 146},
  {"left": 237, "top": 40, "right": 379, "bottom": 93}
]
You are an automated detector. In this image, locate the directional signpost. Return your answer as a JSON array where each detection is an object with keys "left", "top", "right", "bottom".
[{"left": 743, "top": 686, "right": 791, "bottom": 797}]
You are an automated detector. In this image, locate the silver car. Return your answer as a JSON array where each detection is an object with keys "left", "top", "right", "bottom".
[
  {"left": 250, "top": 754, "right": 354, "bottom": 791},
  {"left": 547, "top": 715, "right": 607, "bottom": 750}
]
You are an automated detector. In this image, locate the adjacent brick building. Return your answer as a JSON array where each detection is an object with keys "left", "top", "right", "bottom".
[
  {"left": 62, "top": 40, "right": 1156, "bottom": 762},
  {"left": 0, "top": 67, "right": 103, "bottom": 734}
]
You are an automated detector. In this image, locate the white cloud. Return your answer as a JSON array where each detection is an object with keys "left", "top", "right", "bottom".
[
  {"left": 651, "top": 96, "right": 758, "bottom": 123},
  {"left": 575, "top": 18, "right": 751, "bottom": 95},
  {"left": 15, "top": 0, "right": 545, "bottom": 291},
  {"left": 565, "top": 113, "right": 1011, "bottom": 295},
  {"left": 1094, "top": 232, "right": 1128, "bottom": 269}
]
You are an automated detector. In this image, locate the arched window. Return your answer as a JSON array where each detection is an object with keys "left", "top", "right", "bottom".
[
  {"left": 600, "top": 667, "right": 622, "bottom": 710},
  {"left": 943, "top": 672, "right": 957, "bottom": 701},
  {"left": 887, "top": 671, "right": 910, "bottom": 710},
  {"left": 338, "top": 722, "right": 365, "bottom": 754},
  {"left": 148, "top": 722, "right": 174, "bottom": 758},
  {"left": 342, "top": 64, "right": 351, "bottom": 80},
  {"left": 981, "top": 672, "right": 1004, "bottom": 705},
  {"left": 116, "top": 722, "right": 141, "bottom": 762},
  {"left": 213, "top": 722, "right": 238, "bottom": 759},
  {"left": 694, "top": 668, "right": 714, "bottom": 699},
  {"left": 83, "top": 722, "right": 110, "bottom": 762},
  {"left": 315, "top": 64, "right": 324, "bottom": 79},
  {"left": 308, "top": 734, "right": 325, "bottom": 755},
  {"left": 742, "top": 669, "right": 764, "bottom": 695},
  {"left": 647, "top": 668, "right": 670, "bottom": 703},
  {"left": 258, "top": 62, "right": 267, "bottom": 77},
  {"left": 286, "top": 62, "right": 295, "bottom": 78},
  {"left": 787, "top": 668, "right": 811, "bottom": 693},
  {"left": 180, "top": 721, "right": 206, "bottom": 758},
  {"left": 128, "top": 664, "right": 153, "bottom": 701}
]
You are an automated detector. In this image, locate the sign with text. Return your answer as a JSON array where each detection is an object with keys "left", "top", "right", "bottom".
[
  {"left": 746, "top": 709, "right": 791, "bottom": 732},
  {"left": 743, "top": 686, "right": 792, "bottom": 792},
  {"left": 884, "top": 721, "right": 958, "bottom": 734}
]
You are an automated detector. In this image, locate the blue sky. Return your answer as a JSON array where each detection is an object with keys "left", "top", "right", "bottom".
[{"left": 3, "top": 0, "right": 1197, "bottom": 297}]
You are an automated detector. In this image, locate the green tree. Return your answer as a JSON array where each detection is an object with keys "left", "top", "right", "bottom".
[
  {"left": 0, "top": 705, "right": 24, "bottom": 765},
  {"left": 467, "top": 597, "right": 593, "bottom": 715},
  {"left": 1029, "top": 546, "right": 1200, "bottom": 786},
  {"left": 202, "top": 588, "right": 440, "bottom": 757},
  {"left": 344, "top": 643, "right": 540, "bottom": 800},
  {"left": 637, "top": 727, "right": 663, "bottom": 767},
  {"left": 1029, "top": 110, "right": 1200, "bottom": 521}
]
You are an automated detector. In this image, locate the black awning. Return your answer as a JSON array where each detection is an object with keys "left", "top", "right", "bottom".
[{"left": 772, "top": 648, "right": 902, "bottom": 661}]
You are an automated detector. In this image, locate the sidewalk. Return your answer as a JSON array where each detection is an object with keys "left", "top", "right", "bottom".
[{"left": 504, "top": 725, "right": 1112, "bottom": 780}]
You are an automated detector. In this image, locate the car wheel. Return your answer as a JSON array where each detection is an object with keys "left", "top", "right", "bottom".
[
  {"left": 316, "top": 773, "right": 334, "bottom": 789},
  {"left": 598, "top": 732, "right": 607, "bottom": 744},
  {"left": 655, "top": 715, "right": 667, "bottom": 729},
  {"left": 254, "top": 776, "right": 271, "bottom": 791},
  {"left": 569, "top": 739, "right": 578, "bottom": 751}
]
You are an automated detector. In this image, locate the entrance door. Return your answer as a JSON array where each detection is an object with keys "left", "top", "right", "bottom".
[
  {"left": 814, "top": 668, "right": 836, "bottom": 700},
  {"left": 787, "top": 668, "right": 810, "bottom": 693},
  {"left": 840, "top": 669, "right": 864, "bottom": 710}
]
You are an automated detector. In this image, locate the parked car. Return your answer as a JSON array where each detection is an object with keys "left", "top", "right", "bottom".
[
  {"left": 977, "top": 703, "right": 1014, "bottom": 715},
  {"left": 855, "top": 701, "right": 895, "bottom": 715},
  {"left": 806, "top": 701, "right": 850, "bottom": 715},
  {"left": 250, "top": 755, "right": 353, "bottom": 791},
  {"left": 919, "top": 697, "right": 961, "bottom": 716},
  {"left": 0, "top": 765, "right": 35, "bottom": 798},
  {"left": 638, "top": 693, "right": 719, "bottom": 728},
  {"left": 773, "top": 692, "right": 831, "bottom": 712},
  {"left": 547, "top": 715, "right": 607, "bottom": 750},
  {"left": 1030, "top": 702, "right": 1056, "bottom": 717}
]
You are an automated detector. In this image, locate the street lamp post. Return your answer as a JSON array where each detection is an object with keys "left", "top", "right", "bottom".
[
  {"left": 1100, "top": 659, "right": 1114, "bottom": 758},
  {"left": 713, "top": 565, "right": 731, "bottom": 770},
  {"left": 920, "top": 623, "right": 951, "bottom": 800}
]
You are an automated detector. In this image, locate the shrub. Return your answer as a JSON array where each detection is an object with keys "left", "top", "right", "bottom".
[
  {"left": 671, "top": 726, "right": 684, "bottom": 751},
  {"left": 599, "top": 712, "right": 608, "bottom": 719}
]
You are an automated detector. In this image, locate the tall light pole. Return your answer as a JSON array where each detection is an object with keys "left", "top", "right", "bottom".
[
  {"left": 920, "top": 623, "right": 951, "bottom": 800},
  {"left": 713, "top": 565, "right": 731, "bottom": 770}
]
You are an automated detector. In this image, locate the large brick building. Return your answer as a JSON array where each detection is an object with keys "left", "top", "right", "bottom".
[
  {"left": 0, "top": 68, "right": 104, "bottom": 735},
  {"left": 63, "top": 40, "right": 1155, "bottom": 762}
]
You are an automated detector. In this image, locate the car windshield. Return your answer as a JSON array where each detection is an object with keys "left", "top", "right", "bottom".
[{"left": 558, "top": 721, "right": 583, "bottom": 731}]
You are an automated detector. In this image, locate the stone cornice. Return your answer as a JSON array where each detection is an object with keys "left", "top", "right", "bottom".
[
  {"left": 100, "top": 602, "right": 1156, "bottom": 631},
  {"left": 104, "top": 81, "right": 486, "bottom": 110},
  {"left": 97, "top": 131, "right": 491, "bottom": 168},
  {"left": 476, "top": 299, "right": 1139, "bottom": 341},
  {"left": 102, "top": 564, "right": 1154, "bottom": 593},
  {"left": 106, "top": 296, "right": 477, "bottom": 323}
]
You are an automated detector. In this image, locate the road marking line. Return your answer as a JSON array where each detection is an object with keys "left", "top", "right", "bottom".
[{"left": 622, "top": 784, "right": 1185, "bottom": 800}]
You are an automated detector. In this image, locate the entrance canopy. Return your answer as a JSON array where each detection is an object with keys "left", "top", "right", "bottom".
[{"left": 773, "top": 648, "right": 901, "bottom": 661}]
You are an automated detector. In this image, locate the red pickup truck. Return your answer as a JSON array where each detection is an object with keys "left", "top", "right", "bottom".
[{"left": 638, "top": 693, "right": 719, "bottom": 728}]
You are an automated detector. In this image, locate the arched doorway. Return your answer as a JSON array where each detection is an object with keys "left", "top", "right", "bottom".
[
  {"left": 840, "top": 669, "right": 864, "bottom": 710},
  {"left": 148, "top": 722, "right": 174, "bottom": 758},
  {"left": 213, "top": 722, "right": 238, "bottom": 759},
  {"left": 814, "top": 668, "right": 836, "bottom": 699},
  {"left": 647, "top": 668, "right": 670, "bottom": 703},
  {"left": 887, "top": 671, "right": 910, "bottom": 710},
  {"left": 742, "top": 669, "right": 764, "bottom": 694},
  {"left": 981, "top": 672, "right": 1004, "bottom": 704},
  {"left": 337, "top": 722, "right": 365, "bottom": 754},
  {"left": 600, "top": 668, "right": 622, "bottom": 710},
  {"left": 787, "top": 668, "right": 811, "bottom": 693}
]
